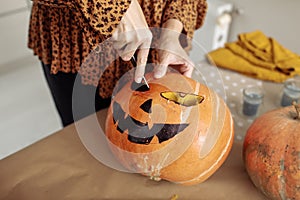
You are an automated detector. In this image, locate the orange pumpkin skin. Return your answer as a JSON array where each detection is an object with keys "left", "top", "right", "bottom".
[
  {"left": 105, "top": 73, "right": 234, "bottom": 185},
  {"left": 243, "top": 106, "right": 300, "bottom": 200}
]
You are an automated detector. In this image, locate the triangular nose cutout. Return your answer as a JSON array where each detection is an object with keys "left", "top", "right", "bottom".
[{"left": 140, "top": 99, "right": 152, "bottom": 113}]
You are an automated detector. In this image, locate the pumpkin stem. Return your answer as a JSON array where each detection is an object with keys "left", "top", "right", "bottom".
[{"left": 292, "top": 101, "right": 300, "bottom": 120}]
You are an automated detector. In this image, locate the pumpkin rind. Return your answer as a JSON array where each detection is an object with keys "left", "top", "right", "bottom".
[
  {"left": 243, "top": 106, "right": 300, "bottom": 200},
  {"left": 105, "top": 73, "right": 234, "bottom": 185}
]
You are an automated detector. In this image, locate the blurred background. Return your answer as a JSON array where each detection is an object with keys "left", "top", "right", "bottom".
[
  {"left": 0, "top": 0, "right": 61, "bottom": 159},
  {"left": 0, "top": 0, "right": 299, "bottom": 159}
]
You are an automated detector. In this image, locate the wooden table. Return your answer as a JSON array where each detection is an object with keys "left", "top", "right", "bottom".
[
  {"left": 1, "top": 63, "right": 282, "bottom": 199},
  {"left": 0, "top": 107, "right": 268, "bottom": 200}
]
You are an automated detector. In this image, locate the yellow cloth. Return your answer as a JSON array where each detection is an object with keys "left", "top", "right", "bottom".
[{"left": 207, "top": 30, "right": 300, "bottom": 82}]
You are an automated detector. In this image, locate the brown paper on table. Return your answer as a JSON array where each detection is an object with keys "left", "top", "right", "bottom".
[{"left": 0, "top": 109, "right": 267, "bottom": 200}]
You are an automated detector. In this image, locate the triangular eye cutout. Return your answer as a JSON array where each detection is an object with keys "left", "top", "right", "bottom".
[{"left": 140, "top": 99, "right": 152, "bottom": 113}]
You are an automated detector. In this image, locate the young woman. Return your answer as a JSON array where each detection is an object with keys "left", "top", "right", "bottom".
[{"left": 28, "top": 0, "right": 208, "bottom": 126}]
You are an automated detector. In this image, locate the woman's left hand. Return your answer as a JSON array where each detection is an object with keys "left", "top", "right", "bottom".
[{"left": 154, "top": 19, "right": 194, "bottom": 79}]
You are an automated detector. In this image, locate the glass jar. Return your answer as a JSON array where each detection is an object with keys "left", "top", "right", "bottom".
[
  {"left": 242, "top": 86, "right": 264, "bottom": 117},
  {"left": 280, "top": 77, "right": 300, "bottom": 107}
]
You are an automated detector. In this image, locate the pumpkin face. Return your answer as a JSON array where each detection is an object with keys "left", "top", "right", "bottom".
[
  {"left": 243, "top": 105, "right": 300, "bottom": 200},
  {"left": 105, "top": 72, "right": 234, "bottom": 185}
]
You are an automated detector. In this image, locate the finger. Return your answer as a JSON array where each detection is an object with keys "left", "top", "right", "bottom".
[
  {"left": 134, "top": 47, "right": 150, "bottom": 83},
  {"left": 179, "top": 58, "right": 194, "bottom": 77},
  {"left": 154, "top": 54, "right": 172, "bottom": 79},
  {"left": 134, "top": 35, "right": 151, "bottom": 82},
  {"left": 154, "top": 62, "right": 168, "bottom": 79},
  {"left": 111, "top": 23, "right": 127, "bottom": 49},
  {"left": 159, "top": 52, "right": 195, "bottom": 78},
  {"left": 119, "top": 39, "right": 140, "bottom": 61},
  {"left": 113, "top": 33, "right": 135, "bottom": 60},
  {"left": 182, "top": 63, "right": 194, "bottom": 77},
  {"left": 183, "top": 59, "right": 195, "bottom": 78},
  {"left": 120, "top": 50, "right": 135, "bottom": 61},
  {"left": 123, "top": 29, "right": 151, "bottom": 58}
]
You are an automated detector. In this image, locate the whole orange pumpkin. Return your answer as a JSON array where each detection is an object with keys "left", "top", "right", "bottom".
[
  {"left": 105, "top": 72, "right": 234, "bottom": 185},
  {"left": 243, "top": 104, "right": 300, "bottom": 199}
]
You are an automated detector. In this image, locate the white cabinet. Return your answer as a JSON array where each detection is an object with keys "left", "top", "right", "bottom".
[
  {"left": 0, "top": 0, "right": 28, "bottom": 15},
  {"left": 0, "top": 1, "right": 32, "bottom": 67},
  {"left": 189, "top": 0, "right": 233, "bottom": 63}
]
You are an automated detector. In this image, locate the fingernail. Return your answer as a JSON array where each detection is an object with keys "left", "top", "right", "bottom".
[
  {"left": 123, "top": 56, "right": 131, "bottom": 61},
  {"left": 135, "top": 77, "right": 142, "bottom": 83},
  {"left": 154, "top": 73, "right": 161, "bottom": 79},
  {"left": 154, "top": 71, "right": 164, "bottom": 79}
]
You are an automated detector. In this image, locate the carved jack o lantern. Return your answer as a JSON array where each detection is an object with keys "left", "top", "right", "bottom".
[{"left": 105, "top": 72, "right": 234, "bottom": 185}]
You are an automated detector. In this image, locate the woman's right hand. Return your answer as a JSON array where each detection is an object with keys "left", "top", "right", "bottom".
[{"left": 111, "top": 0, "right": 152, "bottom": 83}]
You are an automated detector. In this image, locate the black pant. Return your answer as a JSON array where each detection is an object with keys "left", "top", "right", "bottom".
[{"left": 41, "top": 63, "right": 111, "bottom": 127}]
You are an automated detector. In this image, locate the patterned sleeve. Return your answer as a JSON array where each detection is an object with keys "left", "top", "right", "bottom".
[
  {"left": 33, "top": 0, "right": 132, "bottom": 45},
  {"left": 162, "top": 0, "right": 207, "bottom": 39}
]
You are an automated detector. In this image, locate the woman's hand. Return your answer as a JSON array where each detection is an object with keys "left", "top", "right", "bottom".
[
  {"left": 111, "top": 0, "right": 152, "bottom": 83},
  {"left": 155, "top": 19, "right": 194, "bottom": 79}
]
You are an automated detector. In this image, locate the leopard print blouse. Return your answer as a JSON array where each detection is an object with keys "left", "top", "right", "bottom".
[{"left": 28, "top": 0, "right": 207, "bottom": 98}]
